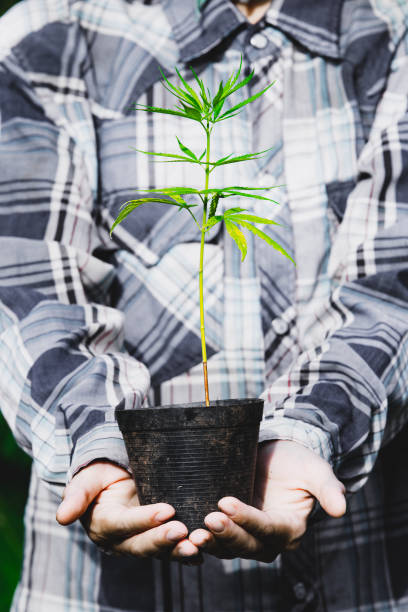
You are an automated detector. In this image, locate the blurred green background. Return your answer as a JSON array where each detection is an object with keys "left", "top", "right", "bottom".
[{"left": 0, "top": 2, "right": 31, "bottom": 609}]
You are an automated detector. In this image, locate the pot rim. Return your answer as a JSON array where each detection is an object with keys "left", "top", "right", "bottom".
[{"left": 115, "top": 397, "right": 264, "bottom": 431}]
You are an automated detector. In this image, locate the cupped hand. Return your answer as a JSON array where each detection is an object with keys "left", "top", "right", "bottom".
[
  {"left": 56, "top": 460, "right": 202, "bottom": 563},
  {"left": 189, "top": 440, "right": 346, "bottom": 562}
]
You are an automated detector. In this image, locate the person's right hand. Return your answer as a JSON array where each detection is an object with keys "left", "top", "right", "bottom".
[{"left": 56, "top": 460, "right": 202, "bottom": 563}]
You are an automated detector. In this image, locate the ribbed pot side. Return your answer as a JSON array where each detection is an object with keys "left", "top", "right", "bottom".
[{"left": 116, "top": 398, "right": 264, "bottom": 532}]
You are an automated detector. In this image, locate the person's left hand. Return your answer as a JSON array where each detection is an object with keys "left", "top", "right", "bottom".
[{"left": 189, "top": 440, "right": 346, "bottom": 562}]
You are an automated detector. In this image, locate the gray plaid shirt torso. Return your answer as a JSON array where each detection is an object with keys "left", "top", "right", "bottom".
[{"left": 1, "top": 0, "right": 408, "bottom": 610}]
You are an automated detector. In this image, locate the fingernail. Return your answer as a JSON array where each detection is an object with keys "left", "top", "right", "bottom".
[
  {"left": 221, "top": 500, "right": 236, "bottom": 516},
  {"left": 208, "top": 519, "right": 225, "bottom": 533},
  {"left": 167, "top": 528, "right": 186, "bottom": 542},
  {"left": 155, "top": 509, "right": 172, "bottom": 523}
]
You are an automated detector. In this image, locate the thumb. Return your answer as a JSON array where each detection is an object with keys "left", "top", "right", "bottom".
[
  {"left": 56, "top": 461, "right": 130, "bottom": 525},
  {"left": 315, "top": 471, "right": 347, "bottom": 518}
]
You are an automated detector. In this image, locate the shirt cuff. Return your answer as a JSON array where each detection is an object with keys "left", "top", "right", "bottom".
[
  {"left": 258, "top": 414, "right": 334, "bottom": 466},
  {"left": 67, "top": 418, "right": 130, "bottom": 482}
]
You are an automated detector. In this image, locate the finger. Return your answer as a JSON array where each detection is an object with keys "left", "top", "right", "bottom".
[
  {"left": 172, "top": 539, "right": 204, "bottom": 565},
  {"left": 56, "top": 462, "right": 130, "bottom": 525},
  {"left": 188, "top": 528, "right": 212, "bottom": 550},
  {"left": 87, "top": 502, "right": 176, "bottom": 541},
  {"left": 218, "top": 497, "right": 287, "bottom": 542},
  {"left": 201, "top": 511, "right": 266, "bottom": 560},
  {"left": 299, "top": 454, "right": 347, "bottom": 519},
  {"left": 113, "top": 521, "right": 189, "bottom": 558},
  {"left": 316, "top": 475, "right": 346, "bottom": 518}
]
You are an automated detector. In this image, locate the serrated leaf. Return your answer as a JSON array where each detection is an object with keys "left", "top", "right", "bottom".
[
  {"left": 214, "top": 111, "right": 242, "bottom": 122},
  {"left": 222, "top": 207, "right": 247, "bottom": 215},
  {"left": 224, "top": 55, "right": 243, "bottom": 93},
  {"left": 226, "top": 213, "right": 281, "bottom": 226},
  {"left": 111, "top": 195, "right": 196, "bottom": 236},
  {"left": 129, "top": 147, "right": 200, "bottom": 164},
  {"left": 178, "top": 102, "right": 203, "bottom": 121},
  {"left": 204, "top": 214, "right": 224, "bottom": 231},
  {"left": 225, "top": 220, "right": 248, "bottom": 261},
  {"left": 189, "top": 66, "right": 210, "bottom": 107},
  {"left": 176, "top": 137, "right": 197, "bottom": 160},
  {"left": 211, "top": 154, "right": 260, "bottom": 167},
  {"left": 162, "top": 82, "right": 198, "bottom": 107},
  {"left": 221, "top": 69, "right": 254, "bottom": 101},
  {"left": 222, "top": 184, "right": 281, "bottom": 192},
  {"left": 137, "top": 186, "right": 200, "bottom": 195},
  {"left": 212, "top": 153, "right": 234, "bottom": 166},
  {"left": 213, "top": 98, "right": 226, "bottom": 120},
  {"left": 118, "top": 197, "right": 192, "bottom": 211},
  {"left": 237, "top": 221, "right": 295, "bottom": 264},
  {"left": 198, "top": 188, "right": 227, "bottom": 195},
  {"left": 175, "top": 67, "right": 203, "bottom": 110},
  {"left": 212, "top": 153, "right": 257, "bottom": 167},
  {"left": 212, "top": 147, "right": 274, "bottom": 168},
  {"left": 217, "top": 80, "right": 276, "bottom": 120},
  {"left": 110, "top": 202, "right": 142, "bottom": 234},
  {"left": 110, "top": 198, "right": 168, "bottom": 235},
  {"left": 132, "top": 104, "right": 195, "bottom": 121},
  {"left": 158, "top": 66, "right": 201, "bottom": 109},
  {"left": 222, "top": 190, "right": 280, "bottom": 203},
  {"left": 212, "top": 80, "right": 225, "bottom": 108}
]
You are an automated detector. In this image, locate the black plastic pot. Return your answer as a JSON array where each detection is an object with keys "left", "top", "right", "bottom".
[{"left": 116, "top": 398, "right": 264, "bottom": 532}]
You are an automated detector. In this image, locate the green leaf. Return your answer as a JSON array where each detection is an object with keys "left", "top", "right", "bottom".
[
  {"left": 225, "top": 212, "right": 281, "bottom": 226},
  {"left": 213, "top": 98, "right": 226, "bottom": 120},
  {"left": 212, "top": 80, "right": 225, "bottom": 111},
  {"left": 222, "top": 207, "right": 247, "bottom": 215},
  {"left": 111, "top": 196, "right": 194, "bottom": 236},
  {"left": 222, "top": 184, "right": 281, "bottom": 192},
  {"left": 214, "top": 111, "right": 242, "bottom": 122},
  {"left": 204, "top": 214, "right": 224, "bottom": 231},
  {"left": 212, "top": 153, "right": 258, "bottom": 167},
  {"left": 199, "top": 148, "right": 206, "bottom": 161},
  {"left": 212, "top": 147, "right": 274, "bottom": 168},
  {"left": 175, "top": 67, "right": 203, "bottom": 110},
  {"left": 221, "top": 69, "right": 254, "bottom": 101},
  {"left": 217, "top": 80, "right": 276, "bottom": 121},
  {"left": 221, "top": 190, "right": 280, "bottom": 203},
  {"left": 237, "top": 221, "right": 295, "bottom": 264},
  {"left": 131, "top": 104, "right": 196, "bottom": 121},
  {"left": 225, "top": 220, "right": 248, "bottom": 261},
  {"left": 177, "top": 102, "right": 203, "bottom": 121},
  {"left": 129, "top": 147, "right": 203, "bottom": 164},
  {"left": 118, "top": 196, "right": 193, "bottom": 211},
  {"left": 224, "top": 55, "right": 243, "bottom": 94},
  {"left": 176, "top": 137, "right": 197, "bottom": 160},
  {"left": 136, "top": 186, "right": 200, "bottom": 195},
  {"left": 198, "top": 187, "right": 228, "bottom": 195},
  {"left": 189, "top": 66, "right": 210, "bottom": 107},
  {"left": 158, "top": 66, "right": 202, "bottom": 110}
]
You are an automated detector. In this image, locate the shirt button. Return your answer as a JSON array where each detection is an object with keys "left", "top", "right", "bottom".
[
  {"left": 250, "top": 33, "right": 268, "bottom": 49},
  {"left": 272, "top": 317, "right": 289, "bottom": 335},
  {"left": 293, "top": 582, "right": 307, "bottom": 601}
]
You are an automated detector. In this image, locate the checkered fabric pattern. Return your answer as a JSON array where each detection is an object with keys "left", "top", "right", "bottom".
[{"left": 1, "top": 0, "right": 408, "bottom": 609}]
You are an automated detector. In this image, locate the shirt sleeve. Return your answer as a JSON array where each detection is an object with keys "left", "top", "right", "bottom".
[
  {"left": 259, "top": 32, "right": 408, "bottom": 493},
  {"left": 0, "top": 46, "right": 150, "bottom": 490}
]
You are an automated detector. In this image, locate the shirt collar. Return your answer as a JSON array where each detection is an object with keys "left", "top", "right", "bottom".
[{"left": 163, "top": 0, "right": 343, "bottom": 62}]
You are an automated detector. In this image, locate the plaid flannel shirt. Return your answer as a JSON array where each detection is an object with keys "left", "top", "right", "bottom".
[{"left": 1, "top": 0, "right": 408, "bottom": 610}]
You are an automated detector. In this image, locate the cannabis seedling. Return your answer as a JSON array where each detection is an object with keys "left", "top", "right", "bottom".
[{"left": 110, "top": 58, "right": 294, "bottom": 406}]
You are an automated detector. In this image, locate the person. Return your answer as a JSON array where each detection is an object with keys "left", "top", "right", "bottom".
[{"left": 1, "top": 0, "right": 407, "bottom": 609}]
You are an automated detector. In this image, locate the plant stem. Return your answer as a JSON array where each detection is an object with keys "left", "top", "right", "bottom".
[{"left": 199, "top": 122, "right": 211, "bottom": 406}]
